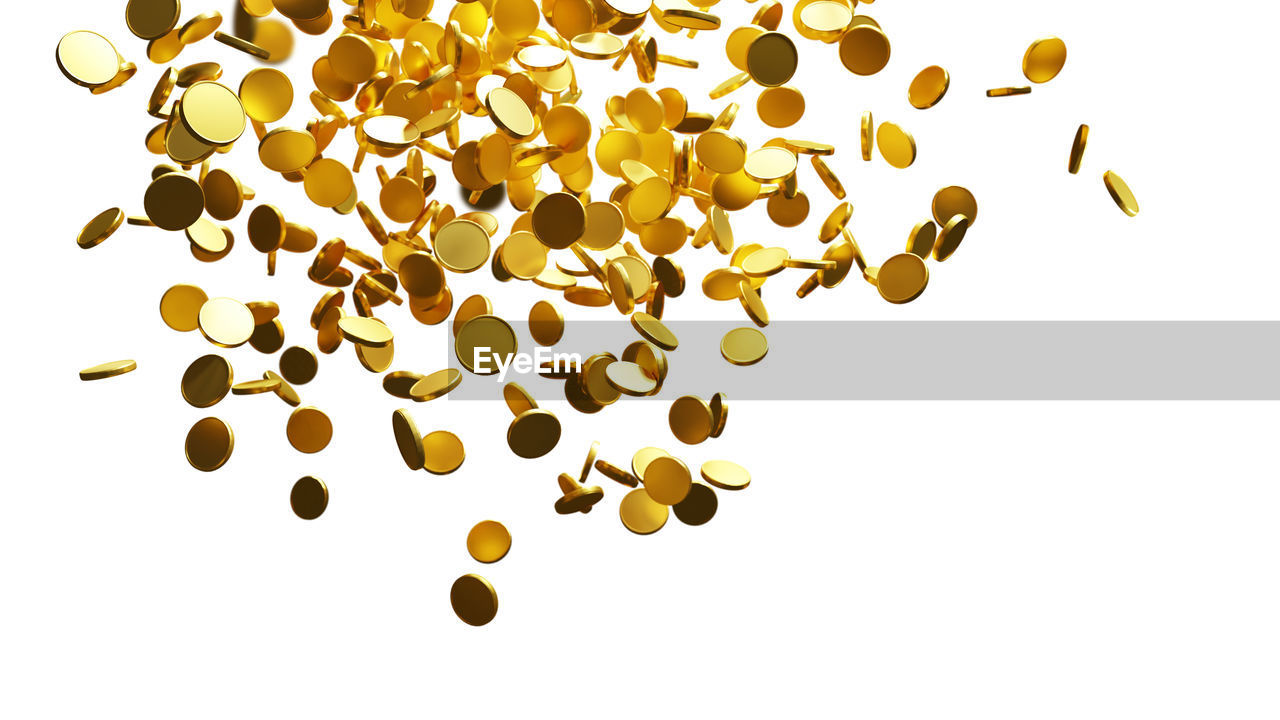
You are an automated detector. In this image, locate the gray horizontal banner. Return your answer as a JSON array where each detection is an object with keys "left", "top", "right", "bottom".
[{"left": 445, "top": 321, "right": 1280, "bottom": 401}]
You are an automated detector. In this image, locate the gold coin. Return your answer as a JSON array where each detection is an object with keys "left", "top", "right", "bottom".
[
  {"left": 738, "top": 283, "right": 769, "bottom": 327},
  {"left": 435, "top": 219, "right": 491, "bottom": 273},
  {"left": 286, "top": 406, "right": 333, "bottom": 454},
  {"left": 932, "top": 186, "right": 978, "bottom": 227},
  {"left": 258, "top": 128, "right": 316, "bottom": 173},
  {"left": 625, "top": 87, "right": 666, "bottom": 134},
  {"left": 392, "top": 409, "right": 426, "bottom": 470},
  {"left": 908, "top": 65, "right": 950, "bottom": 109},
  {"left": 56, "top": 31, "right": 120, "bottom": 88},
  {"left": 876, "top": 122, "right": 916, "bottom": 169},
  {"left": 766, "top": 188, "right": 810, "bottom": 227},
  {"left": 450, "top": 574, "right": 498, "bottom": 626},
  {"left": 745, "top": 32, "right": 798, "bottom": 87},
  {"left": 673, "top": 483, "right": 718, "bottom": 526},
  {"left": 485, "top": 86, "right": 536, "bottom": 139},
  {"left": 630, "top": 312, "right": 678, "bottom": 351},
  {"left": 507, "top": 409, "right": 561, "bottom": 459},
  {"left": 126, "top": 0, "right": 181, "bottom": 40},
  {"left": 398, "top": 252, "right": 445, "bottom": 299},
  {"left": 290, "top": 476, "right": 328, "bottom": 520},
  {"left": 501, "top": 231, "right": 548, "bottom": 279},
  {"left": 455, "top": 315, "right": 518, "bottom": 374},
  {"left": 337, "top": 316, "right": 393, "bottom": 347},
  {"left": 798, "top": 1, "right": 853, "bottom": 41},
  {"left": 986, "top": 86, "right": 1031, "bottom": 97},
  {"left": 932, "top": 215, "right": 970, "bottom": 262},
  {"left": 642, "top": 454, "right": 691, "bottom": 506},
  {"left": 176, "top": 61, "right": 222, "bottom": 88},
  {"left": 423, "top": 430, "right": 466, "bottom": 474},
  {"left": 757, "top": 86, "right": 805, "bottom": 128},
  {"left": 710, "top": 170, "right": 761, "bottom": 211},
  {"left": 619, "top": 488, "right": 669, "bottom": 535},
  {"left": 383, "top": 371, "right": 423, "bottom": 399},
  {"left": 631, "top": 447, "right": 670, "bottom": 479},
  {"left": 503, "top": 382, "right": 538, "bottom": 416},
  {"left": 529, "top": 300, "right": 565, "bottom": 346},
  {"left": 185, "top": 417, "right": 234, "bottom": 472},
  {"left": 702, "top": 267, "right": 750, "bottom": 301},
  {"left": 742, "top": 246, "right": 790, "bottom": 277},
  {"left": 744, "top": 146, "right": 797, "bottom": 183},
  {"left": 695, "top": 129, "right": 747, "bottom": 174},
  {"left": 453, "top": 295, "right": 495, "bottom": 338},
  {"left": 467, "top": 521, "right": 512, "bottom": 564},
  {"left": 709, "top": 392, "right": 729, "bottom": 438},
  {"left": 179, "top": 81, "right": 246, "bottom": 146},
  {"left": 185, "top": 218, "right": 228, "bottom": 254},
  {"left": 1069, "top": 124, "right": 1089, "bottom": 175},
  {"left": 79, "top": 359, "right": 137, "bottom": 381},
  {"left": 700, "top": 459, "right": 751, "bottom": 490},
  {"left": 906, "top": 221, "right": 937, "bottom": 258},
  {"left": 181, "top": 354, "right": 232, "bottom": 408},
  {"left": 303, "top": 158, "right": 353, "bottom": 209},
  {"left": 231, "top": 377, "right": 280, "bottom": 395},
  {"left": 264, "top": 371, "right": 300, "bottom": 407},
  {"left": 363, "top": 116, "right": 420, "bottom": 152},
  {"left": 279, "top": 346, "right": 317, "bottom": 385},
  {"left": 876, "top": 252, "right": 929, "bottom": 304},
  {"left": 328, "top": 34, "right": 376, "bottom": 84},
  {"left": 721, "top": 327, "right": 768, "bottom": 366},
  {"left": 77, "top": 208, "right": 125, "bottom": 249},
  {"left": 861, "top": 110, "right": 874, "bottom": 160},
  {"left": 144, "top": 173, "right": 204, "bottom": 231},
  {"left": 201, "top": 169, "right": 250, "bottom": 221},
  {"left": 178, "top": 11, "right": 222, "bottom": 44},
  {"left": 198, "top": 297, "right": 255, "bottom": 348},
  {"left": 159, "top": 284, "right": 208, "bottom": 332},
  {"left": 531, "top": 192, "right": 586, "bottom": 250},
  {"left": 1103, "top": 171, "right": 1140, "bottom": 217},
  {"left": 839, "top": 24, "right": 890, "bottom": 76},
  {"left": 570, "top": 31, "right": 626, "bottom": 60},
  {"left": 410, "top": 368, "right": 463, "bottom": 402},
  {"left": 1023, "top": 36, "right": 1067, "bottom": 83},
  {"left": 668, "top": 395, "right": 713, "bottom": 445},
  {"left": 604, "top": 360, "right": 657, "bottom": 396}
]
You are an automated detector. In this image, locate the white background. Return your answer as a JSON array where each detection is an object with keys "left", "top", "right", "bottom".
[{"left": 3, "top": 0, "right": 1278, "bottom": 717}]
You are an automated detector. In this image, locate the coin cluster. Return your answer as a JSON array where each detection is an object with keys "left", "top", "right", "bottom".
[{"left": 69, "top": 0, "right": 1139, "bottom": 627}]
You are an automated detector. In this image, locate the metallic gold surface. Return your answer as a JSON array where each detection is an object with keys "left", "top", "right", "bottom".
[
  {"left": 79, "top": 360, "right": 137, "bottom": 381},
  {"left": 467, "top": 521, "right": 512, "bottom": 564}
]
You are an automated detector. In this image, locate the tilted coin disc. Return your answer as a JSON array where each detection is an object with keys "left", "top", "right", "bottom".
[
  {"left": 159, "top": 283, "right": 208, "bottom": 332},
  {"left": 56, "top": 31, "right": 120, "bottom": 88},
  {"left": 1023, "top": 37, "right": 1067, "bottom": 83},
  {"left": 126, "top": 0, "right": 182, "bottom": 40},
  {"left": 1103, "top": 171, "right": 1140, "bottom": 217},
  {"left": 643, "top": 454, "right": 692, "bottom": 506},
  {"left": 181, "top": 354, "right": 232, "bottom": 408},
  {"left": 932, "top": 215, "right": 970, "bottom": 262},
  {"left": 179, "top": 81, "right": 246, "bottom": 146},
  {"left": 746, "top": 32, "right": 798, "bottom": 87},
  {"left": 450, "top": 574, "right": 498, "bottom": 626},
  {"left": 876, "top": 253, "right": 930, "bottom": 304},
  {"left": 454, "top": 315, "right": 518, "bottom": 375},
  {"left": 422, "top": 430, "right": 466, "bottom": 475},
  {"left": 932, "top": 185, "right": 978, "bottom": 227},
  {"left": 721, "top": 327, "right": 769, "bottom": 366},
  {"left": 619, "top": 489, "right": 669, "bottom": 535},
  {"left": 198, "top": 297, "right": 255, "bottom": 348},
  {"left": 144, "top": 173, "right": 204, "bottom": 231},
  {"left": 467, "top": 521, "right": 512, "bottom": 564},
  {"left": 392, "top": 409, "right": 426, "bottom": 470},
  {"left": 78, "top": 208, "right": 125, "bottom": 249},
  {"left": 79, "top": 360, "right": 137, "bottom": 381},
  {"left": 185, "top": 417, "right": 234, "bottom": 472},
  {"left": 286, "top": 406, "right": 333, "bottom": 454},
  {"left": 290, "top": 476, "right": 328, "bottom": 520},
  {"left": 673, "top": 483, "right": 718, "bottom": 526},
  {"left": 701, "top": 460, "right": 751, "bottom": 490},
  {"left": 668, "top": 395, "right": 714, "bottom": 445},
  {"left": 839, "top": 24, "right": 891, "bottom": 76},
  {"left": 507, "top": 409, "right": 562, "bottom": 459}
]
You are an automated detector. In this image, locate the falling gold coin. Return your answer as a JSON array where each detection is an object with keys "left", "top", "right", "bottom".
[
  {"left": 619, "top": 488, "right": 669, "bottom": 535},
  {"left": 423, "top": 430, "right": 466, "bottom": 475},
  {"left": 876, "top": 253, "right": 930, "bottom": 304},
  {"left": 79, "top": 359, "right": 137, "bottom": 381},
  {"left": 290, "top": 476, "right": 328, "bottom": 520},
  {"left": 720, "top": 327, "right": 768, "bottom": 366},
  {"left": 197, "top": 297, "right": 255, "bottom": 348},
  {"left": 642, "top": 454, "right": 692, "bottom": 506},
  {"left": 77, "top": 208, "right": 125, "bottom": 249},
  {"left": 932, "top": 215, "right": 970, "bottom": 262},
  {"left": 673, "top": 483, "right": 718, "bottom": 526},
  {"left": 668, "top": 395, "right": 713, "bottom": 445},
  {"left": 286, "top": 406, "right": 333, "bottom": 454},
  {"left": 1023, "top": 37, "right": 1067, "bottom": 84},
  {"left": 467, "top": 521, "right": 512, "bottom": 564},
  {"left": 700, "top": 460, "right": 751, "bottom": 491},
  {"left": 1069, "top": 124, "right": 1089, "bottom": 175},
  {"left": 908, "top": 65, "right": 950, "bottom": 109},
  {"left": 181, "top": 354, "right": 233, "bottom": 408},
  {"left": 508, "top": 409, "right": 562, "bottom": 459},
  {"left": 1103, "top": 171, "right": 1140, "bottom": 217},
  {"left": 876, "top": 122, "right": 916, "bottom": 169},
  {"left": 450, "top": 574, "right": 498, "bottom": 626},
  {"left": 185, "top": 417, "right": 234, "bottom": 472}
]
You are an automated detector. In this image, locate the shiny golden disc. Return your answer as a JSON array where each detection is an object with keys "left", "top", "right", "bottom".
[
  {"left": 79, "top": 359, "right": 137, "bottom": 381},
  {"left": 932, "top": 215, "right": 970, "bottom": 262},
  {"left": 450, "top": 574, "right": 498, "bottom": 626},
  {"left": 745, "top": 32, "right": 798, "bottom": 87},
  {"left": 570, "top": 31, "right": 626, "bottom": 60},
  {"left": 158, "top": 284, "right": 207, "bottom": 332},
  {"left": 604, "top": 360, "right": 657, "bottom": 396},
  {"left": 739, "top": 283, "right": 769, "bottom": 327},
  {"left": 906, "top": 221, "right": 938, "bottom": 258},
  {"left": 673, "top": 483, "right": 718, "bottom": 526},
  {"left": 231, "top": 376, "right": 280, "bottom": 395},
  {"left": 144, "top": 173, "right": 204, "bottom": 231},
  {"left": 1103, "top": 171, "right": 1140, "bottom": 217},
  {"left": 721, "top": 327, "right": 768, "bottom": 366},
  {"left": 908, "top": 65, "right": 950, "bottom": 109},
  {"left": 238, "top": 68, "right": 293, "bottom": 123},
  {"left": 502, "top": 231, "right": 548, "bottom": 279},
  {"left": 503, "top": 382, "right": 538, "bottom": 416},
  {"left": 485, "top": 86, "right": 536, "bottom": 139},
  {"left": 290, "top": 476, "right": 328, "bottom": 520},
  {"left": 876, "top": 253, "right": 929, "bottom": 304},
  {"left": 932, "top": 186, "right": 978, "bottom": 227},
  {"left": 77, "top": 208, "right": 125, "bottom": 249},
  {"left": 876, "top": 122, "right": 916, "bottom": 169},
  {"left": 303, "top": 158, "right": 354, "bottom": 209},
  {"left": 766, "top": 188, "right": 811, "bottom": 227},
  {"left": 423, "top": 430, "right": 466, "bottom": 475},
  {"left": 619, "top": 488, "right": 669, "bottom": 535},
  {"left": 742, "top": 246, "right": 790, "bottom": 277},
  {"left": 286, "top": 406, "right": 333, "bottom": 454},
  {"left": 861, "top": 110, "right": 874, "bottom": 161},
  {"left": 126, "top": 0, "right": 182, "bottom": 40},
  {"left": 455, "top": 315, "right": 518, "bottom": 374},
  {"left": 839, "top": 24, "right": 890, "bottom": 76},
  {"left": 642, "top": 454, "right": 691, "bottom": 506},
  {"left": 507, "top": 409, "right": 561, "bottom": 459},
  {"left": 531, "top": 192, "right": 586, "bottom": 249},
  {"left": 630, "top": 312, "right": 678, "bottom": 351},
  {"left": 410, "top": 368, "right": 463, "bottom": 402},
  {"left": 668, "top": 395, "right": 713, "bottom": 445},
  {"left": 392, "top": 409, "right": 426, "bottom": 470},
  {"left": 56, "top": 31, "right": 120, "bottom": 88},
  {"left": 435, "top": 219, "right": 491, "bottom": 273},
  {"left": 198, "top": 297, "right": 255, "bottom": 348},
  {"left": 467, "top": 521, "right": 512, "bottom": 564},
  {"left": 201, "top": 169, "right": 249, "bottom": 221},
  {"left": 1069, "top": 124, "right": 1089, "bottom": 175},
  {"left": 273, "top": 0, "right": 328, "bottom": 21},
  {"left": 259, "top": 128, "right": 317, "bottom": 173},
  {"left": 701, "top": 459, "right": 751, "bottom": 490},
  {"left": 181, "top": 354, "right": 232, "bottom": 407},
  {"left": 798, "top": 1, "right": 853, "bottom": 40},
  {"left": 398, "top": 252, "right": 445, "bottom": 299},
  {"left": 179, "top": 81, "right": 246, "bottom": 146},
  {"left": 744, "top": 146, "right": 797, "bottom": 183},
  {"left": 709, "top": 392, "right": 729, "bottom": 438},
  {"left": 1023, "top": 37, "right": 1067, "bottom": 83},
  {"left": 337, "top": 316, "right": 393, "bottom": 347},
  {"left": 695, "top": 129, "right": 747, "bottom": 174},
  {"left": 529, "top": 300, "right": 565, "bottom": 346},
  {"left": 756, "top": 86, "right": 805, "bottom": 128},
  {"left": 177, "top": 11, "right": 222, "bottom": 44},
  {"left": 279, "top": 346, "right": 318, "bottom": 385},
  {"left": 185, "top": 417, "right": 234, "bottom": 472}
]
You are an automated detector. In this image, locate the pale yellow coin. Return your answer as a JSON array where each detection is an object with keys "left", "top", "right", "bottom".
[{"left": 720, "top": 327, "right": 768, "bottom": 366}]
